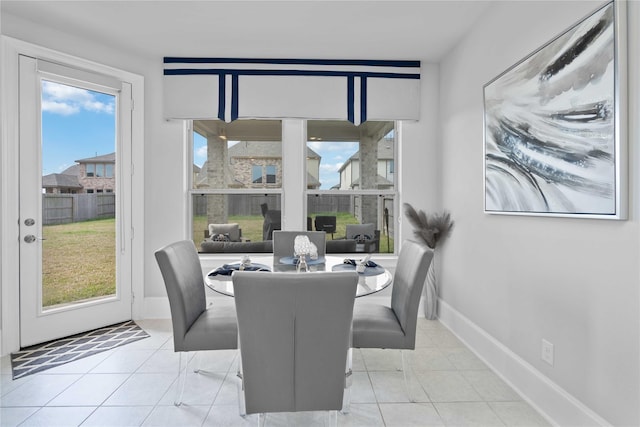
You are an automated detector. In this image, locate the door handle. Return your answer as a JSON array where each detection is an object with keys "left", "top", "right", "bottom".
[{"left": 24, "top": 235, "right": 45, "bottom": 243}]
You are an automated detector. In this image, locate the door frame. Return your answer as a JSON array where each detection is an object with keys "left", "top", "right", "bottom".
[{"left": 1, "top": 37, "right": 145, "bottom": 355}]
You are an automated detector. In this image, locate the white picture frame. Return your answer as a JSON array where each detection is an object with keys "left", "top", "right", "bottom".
[{"left": 483, "top": 1, "right": 627, "bottom": 219}]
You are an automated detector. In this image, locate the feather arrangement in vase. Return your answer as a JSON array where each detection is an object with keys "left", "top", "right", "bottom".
[
  {"left": 403, "top": 203, "right": 454, "bottom": 319},
  {"left": 403, "top": 203, "right": 454, "bottom": 249}
]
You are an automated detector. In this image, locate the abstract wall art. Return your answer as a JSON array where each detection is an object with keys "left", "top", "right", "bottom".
[{"left": 483, "top": 1, "right": 627, "bottom": 219}]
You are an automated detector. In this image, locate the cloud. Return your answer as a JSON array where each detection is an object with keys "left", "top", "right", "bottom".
[
  {"left": 41, "top": 81, "right": 114, "bottom": 115},
  {"left": 320, "top": 162, "right": 344, "bottom": 173},
  {"left": 41, "top": 101, "right": 80, "bottom": 116},
  {"left": 195, "top": 145, "right": 208, "bottom": 159},
  {"left": 308, "top": 141, "right": 358, "bottom": 154}
]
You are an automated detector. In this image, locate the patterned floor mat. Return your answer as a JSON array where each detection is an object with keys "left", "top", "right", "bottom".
[{"left": 10, "top": 320, "right": 149, "bottom": 380}]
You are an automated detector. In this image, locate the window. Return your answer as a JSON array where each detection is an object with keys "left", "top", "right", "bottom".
[
  {"left": 252, "top": 165, "right": 262, "bottom": 184},
  {"left": 86, "top": 164, "right": 95, "bottom": 177},
  {"left": 190, "top": 120, "right": 283, "bottom": 251},
  {"left": 105, "top": 164, "right": 114, "bottom": 178},
  {"left": 306, "top": 120, "right": 396, "bottom": 254},
  {"left": 96, "top": 163, "right": 104, "bottom": 178},
  {"left": 87, "top": 189, "right": 94, "bottom": 193},
  {"left": 250, "top": 164, "right": 277, "bottom": 184},
  {"left": 189, "top": 119, "right": 397, "bottom": 254},
  {"left": 266, "top": 165, "right": 276, "bottom": 184}
]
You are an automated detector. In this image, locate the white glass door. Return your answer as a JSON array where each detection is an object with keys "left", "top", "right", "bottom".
[{"left": 18, "top": 55, "right": 132, "bottom": 347}]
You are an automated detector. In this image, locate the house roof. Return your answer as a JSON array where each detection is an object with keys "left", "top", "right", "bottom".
[
  {"left": 42, "top": 173, "right": 82, "bottom": 189},
  {"left": 60, "top": 164, "right": 80, "bottom": 176},
  {"left": 307, "top": 172, "right": 320, "bottom": 188},
  {"left": 75, "top": 152, "right": 115, "bottom": 163},
  {"left": 350, "top": 175, "right": 394, "bottom": 188},
  {"left": 337, "top": 137, "right": 394, "bottom": 173},
  {"left": 194, "top": 161, "right": 241, "bottom": 188}
]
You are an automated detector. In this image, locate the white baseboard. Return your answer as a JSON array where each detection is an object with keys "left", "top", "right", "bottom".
[
  {"left": 437, "top": 299, "right": 611, "bottom": 427},
  {"left": 141, "top": 297, "right": 170, "bottom": 319}
]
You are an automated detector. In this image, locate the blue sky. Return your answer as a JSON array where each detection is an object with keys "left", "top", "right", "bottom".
[
  {"left": 193, "top": 136, "right": 358, "bottom": 190},
  {"left": 41, "top": 80, "right": 115, "bottom": 175}
]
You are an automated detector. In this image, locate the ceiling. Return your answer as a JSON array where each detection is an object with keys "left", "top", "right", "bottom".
[{"left": 1, "top": 1, "right": 494, "bottom": 61}]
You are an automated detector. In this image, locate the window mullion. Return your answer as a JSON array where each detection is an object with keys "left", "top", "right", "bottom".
[{"left": 281, "top": 120, "right": 306, "bottom": 230}]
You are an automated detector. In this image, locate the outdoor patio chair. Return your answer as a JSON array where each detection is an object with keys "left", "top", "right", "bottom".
[
  {"left": 345, "top": 223, "right": 380, "bottom": 253},
  {"left": 315, "top": 215, "right": 337, "bottom": 238}
]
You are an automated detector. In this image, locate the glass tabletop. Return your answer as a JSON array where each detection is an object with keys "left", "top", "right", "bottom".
[{"left": 205, "top": 255, "right": 392, "bottom": 298}]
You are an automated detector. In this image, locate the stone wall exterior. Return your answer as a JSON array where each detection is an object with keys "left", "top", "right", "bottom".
[
  {"left": 233, "top": 158, "right": 282, "bottom": 187},
  {"left": 78, "top": 164, "right": 115, "bottom": 193}
]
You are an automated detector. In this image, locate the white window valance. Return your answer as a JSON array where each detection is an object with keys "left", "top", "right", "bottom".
[{"left": 163, "top": 58, "right": 421, "bottom": 125}]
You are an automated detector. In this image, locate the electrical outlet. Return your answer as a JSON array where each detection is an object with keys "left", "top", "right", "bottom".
[{"left": 541, "top": 339, "right": 554, "bottom": 366}]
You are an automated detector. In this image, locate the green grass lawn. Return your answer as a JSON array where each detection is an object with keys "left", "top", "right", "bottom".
[
  {"left": 42, "top": 217, "right": 116, "bottom": 307},
  {"left": 193, "top": 212, "right": 394, "bottom": 253}
]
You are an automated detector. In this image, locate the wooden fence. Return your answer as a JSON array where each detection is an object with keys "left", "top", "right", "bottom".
[
  {"left": 193, "top": 194, "right": 353, "bottom": 217},
  {"left": 192, "top": 193, "right": 394, "bottom": 235},
  {"left": 43, "top": 194, "right": 115, "bottom": 225}
]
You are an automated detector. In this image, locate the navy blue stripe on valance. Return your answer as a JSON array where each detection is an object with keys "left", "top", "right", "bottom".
[
  {"left": 164, "top": 57, "right": 420, "bottom": 68},
  {"left": 347, "top": 76, "right": 355, "bottom": 124},
  {"left": 360, "top": 77, "right": 368, "bottom": 124},
  {"left": 217, "top": 74, "right": 226, "bottom": 121},
  {"left": 164, "top": 68, "right": 419, "bottom": 80}
]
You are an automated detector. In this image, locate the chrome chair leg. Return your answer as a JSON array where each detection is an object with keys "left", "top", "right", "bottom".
[
  {"left": 192, "top": 351, "right": 200, "bottom": 373},
  {"left": 237, "top": 352, "right": 247, "bottom": 417},
  {"left": 175, "top": 352, "right": 189, "bottom": 406},
  {"left": 400, "top": 349, "right": 422, "bottom": 402},
  {"left": 327, "top": 410, "right": 338, "bottom": 427},
  {"left": 342, "top": 348, "right": 353, "bottom": 414}
]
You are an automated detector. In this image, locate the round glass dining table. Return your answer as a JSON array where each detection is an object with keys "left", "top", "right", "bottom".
[{"left": 205, "top": 255, "right": 392, "bottom": 298}]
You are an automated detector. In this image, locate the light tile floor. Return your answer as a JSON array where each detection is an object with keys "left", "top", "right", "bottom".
[{"left": 0, "top": 318, "right": 551, "bottom": 426}]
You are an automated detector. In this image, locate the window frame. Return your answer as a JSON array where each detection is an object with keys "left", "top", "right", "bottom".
[
  {"left": 305, "top": 121, "right": 398, "bottom": 254},
  {"left": 186, "top": 119, "right": 399, "bottom": 255}
]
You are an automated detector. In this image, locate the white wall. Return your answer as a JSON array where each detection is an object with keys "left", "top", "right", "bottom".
[
  {"left": 438, "top": 1, "right": 639, "bottom": 425},
  {"left": 401, "top": 63, "right": 442, "bottom": 242}
]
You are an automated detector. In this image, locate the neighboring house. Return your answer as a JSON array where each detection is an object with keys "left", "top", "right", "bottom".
[
  {"left": 42, "top": 152, "right": 116, "bottom": 194},
  {"left": 194, "top": 141, "right": 321, "bottom": 189},
  {"left": 337, "top": 136, "right": 394, "bottom": 190},
  {"left": 41, "top": 172, "right": 83, "bottom": 194}
]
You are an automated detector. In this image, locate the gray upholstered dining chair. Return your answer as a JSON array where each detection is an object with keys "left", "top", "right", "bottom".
[
  {"left": 154, "top": 240, "right": 238, "bottom": 406},
  {"left": 232, "top": 270, "right": 358, "bottom": 426},
  {"left": 272, "top": 230, "right": 327, "bottom": 261},
  {"left": 351, "top": 239, "right": 434, "bottom": 400}
]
